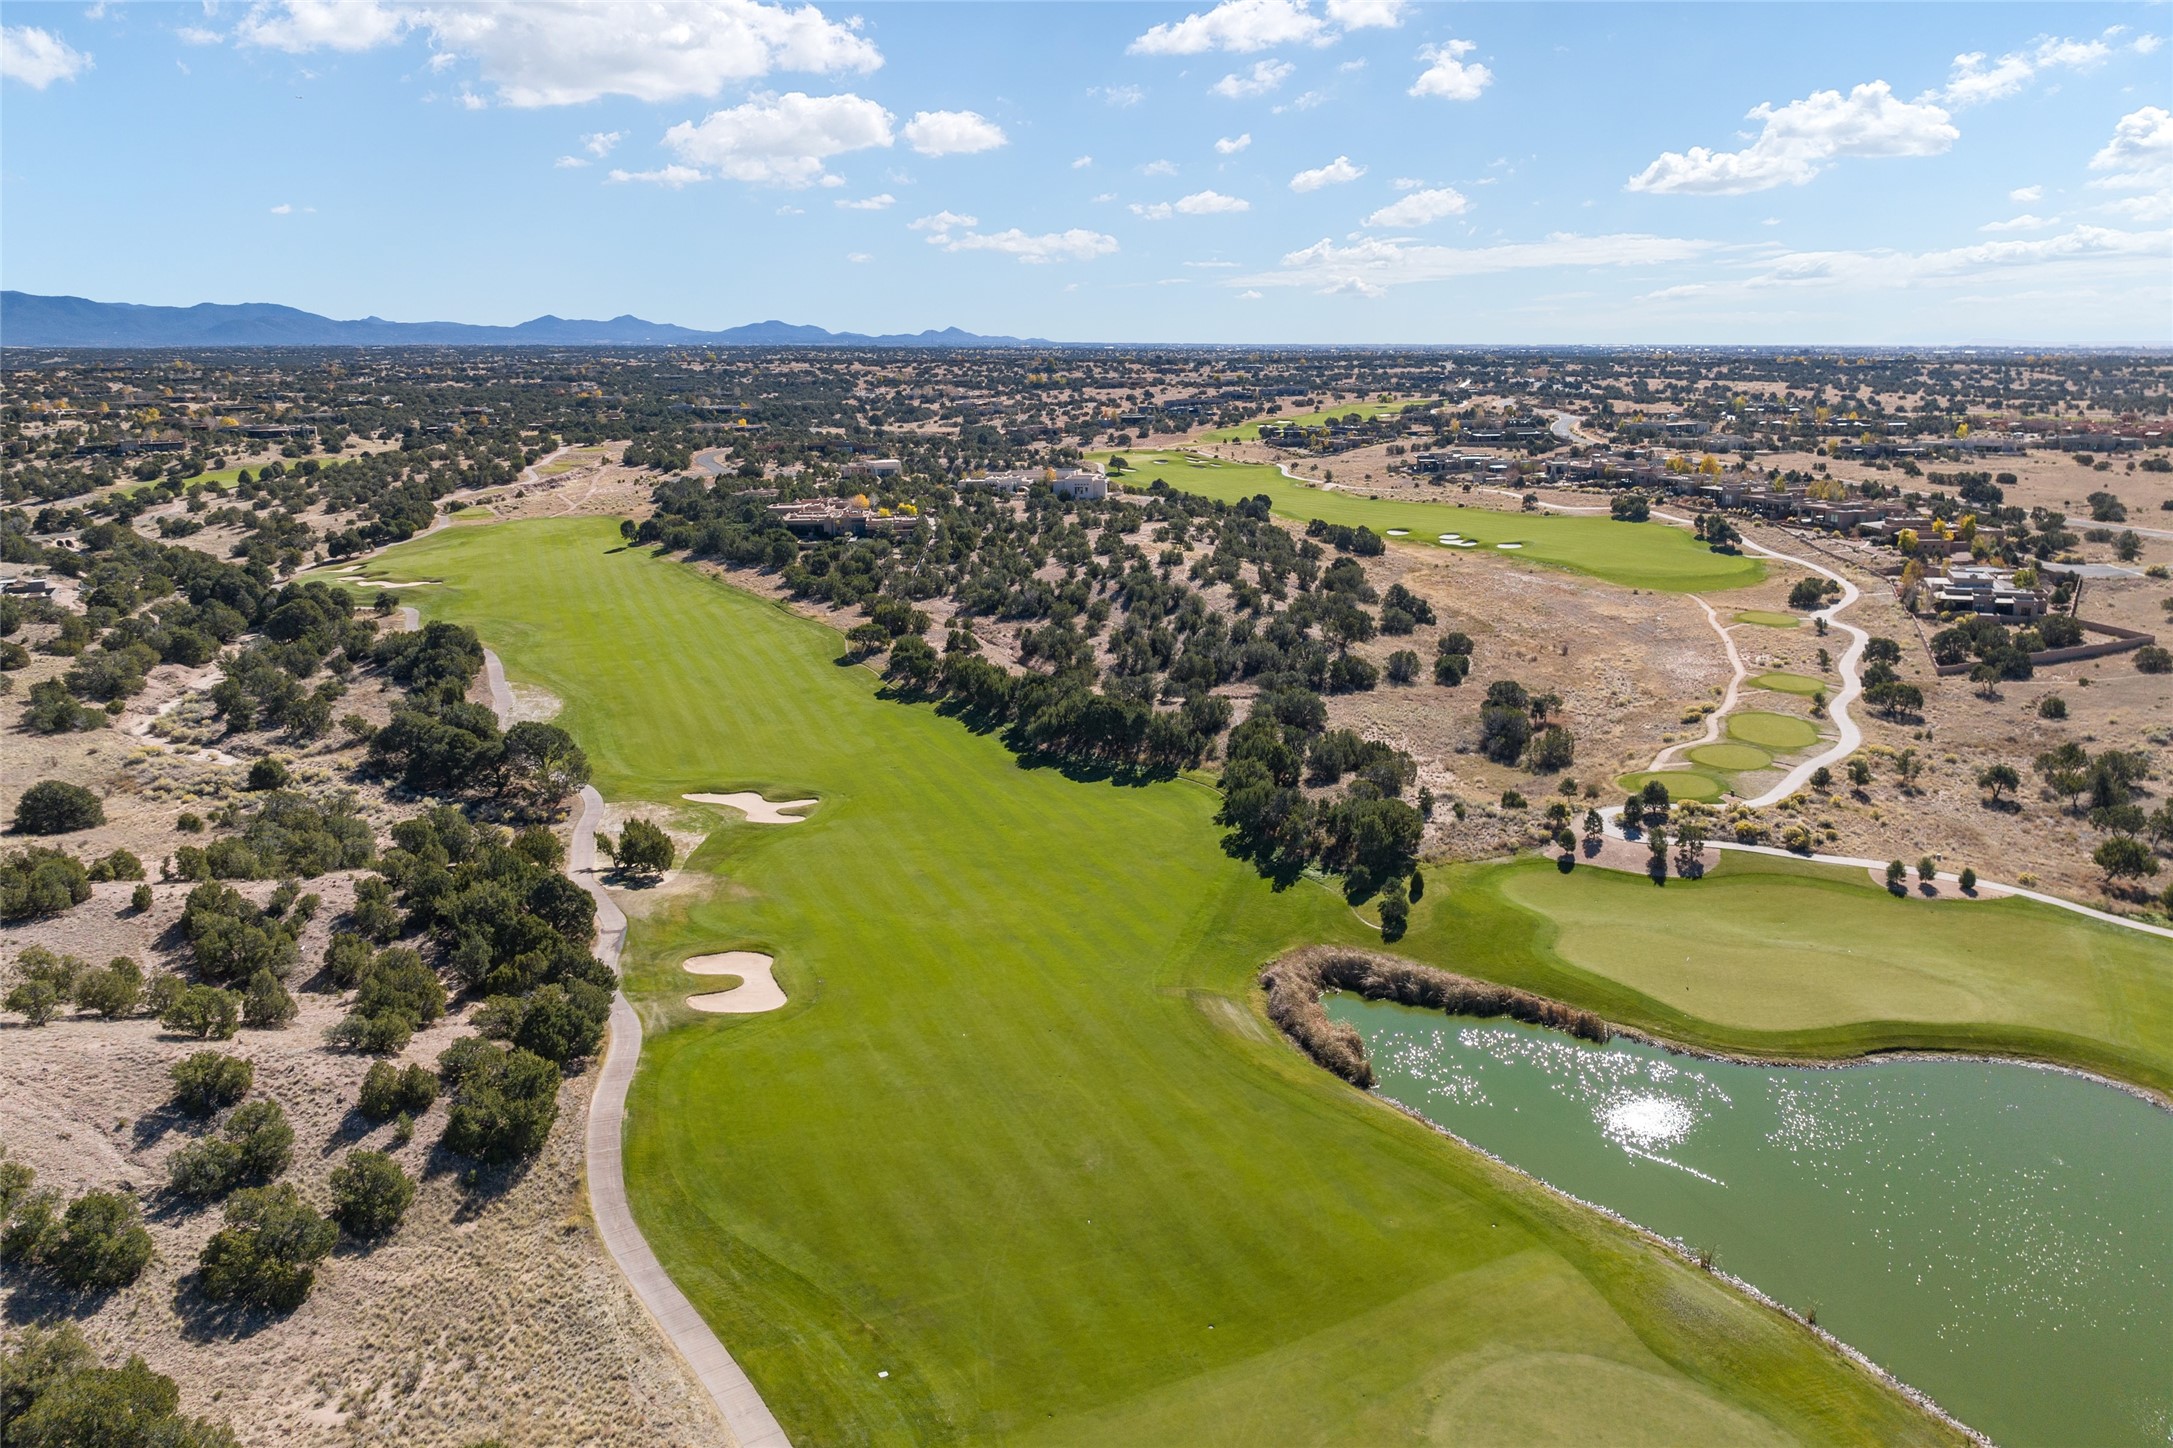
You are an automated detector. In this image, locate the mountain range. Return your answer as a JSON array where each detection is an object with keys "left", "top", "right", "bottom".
[{"left": 0, "top": 292, "right": 1055, "bottom": 349}]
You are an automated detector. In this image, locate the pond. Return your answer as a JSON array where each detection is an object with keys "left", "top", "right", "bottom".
[{"left": 1328, "top": 998, "right": 2173, "bottom": 1447}]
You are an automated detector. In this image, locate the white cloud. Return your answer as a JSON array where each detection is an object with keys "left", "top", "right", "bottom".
[
  {"left": 235, "top": 0, "right": 880, "bottom": 106},
  {"left": 1131, "top": 0, "right": 1323, "bottom": 55},
  {"left": 269, "top": 203, "right": 294, "bottom": 214},
  {"left": 662, "top": 90, "right": 893, "bottom": 187},
  {"left": 458, "top": 89, "right": 486, "bottom": 109},
  {"left": 837, "top": 192, "right": 895, "bottom": 209},
  {"left": 1321, "top": 276, "right": 1386, "bottom": 298},
  {"left": 1210, "top": 58, "right": 1293, "bottom": 98},
  {"left": 1287, "top": 88, "right": 1327, "bottom": 110},
  {"left": 2008, "top": 184, "right": 2042, "bottom": 203},
  {"left": 1072, "top": 154, "right": 1093, "bottom": 168},
  {"left": 932, "top": 227, "right": 1118, "bottom": 263},
  {"left": 1215, "top": 132, "right": 1252, "bottom": 154},
  {"left": 1142, "top": 158, "right": 1179, "bottom": 176},
  {"left": 1740, "top": 223, "right": 2172, "bottom": 292},
  {"left": 1363, "top": 186, "right": 1467, "bottom": 227},
  {"left": 607, "top": 164, "right": 708, "bottom": 188},
  {"left": 1391, "top": 176, "right": 1423, "bottom": 190},
  {"left": 1324, "top": 0, "right": 1403, "bottom": 30},
  {"left": 1091, "top": 83, "right": 1144, "bottom": 107},
  {"left": 1336, "top": 57, "right": 1365, "bottom": 73},
  {"left": 177, "top": 25, "right": 224, "bottom": 45},
  {"left": 1236, "top": 230, "right": 1719, "bottom": 292},
  {"left": 1185, "top": 259, "right": 1242, "bottom": 267},
  {"left": 583, "top": 130, "right": 625, "bottom": 158},
  {"left": 554, "top": 155, "right": 587, "bottom": 168},
  {"left": 1938, "top": 33, "right": 2113, "bottom": 108},
  {"left": 903, "top": 108, "right": 1006, "bottom": 156},
  {"left": 1238, "top": 288, "right": 1263, "bottom": 299},
  {"left": 1133, "top": 189, "right": 1252, "bottom": 219},
  {"left": 2, "top": 24, "right": 92, "bottom": 86},
  {"left": 1409, "top": 39, "right": 1489, "bottom": 101},
  {"left": 908, "top": 210, "right": 977, "bottom": 231},
  {"left": 776, "top": 203, "right": 803, "bottom": 214},
  {"left": 2134, "top": 34, "right": 2162, "bottom": 55},
  {"left": 846, "top": 251, "right": 871, "bottom": 263},
  {"left": 2087, "top": 105, "right": 2172, "bottom": 221},
  {"left": 1290, "top": 154, "right": 1364, "bottom": 191},
  {"left": 1090, "top": 191, "right": 1116, "bottom": 203},
  {"left": 1626, "top": 81, "right": 1955, "bottom": 195},
  {"left": 1979, "top": 214, "right": 2054, "bottom": 232}
]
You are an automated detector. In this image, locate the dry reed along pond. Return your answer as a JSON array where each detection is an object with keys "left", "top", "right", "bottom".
[{"left": 1331, "top": 999, "right": 2173, "bottom": 1447}]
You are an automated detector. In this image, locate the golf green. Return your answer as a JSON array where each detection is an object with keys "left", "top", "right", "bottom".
[
  {"left": 1734, "top": 610, "right": 1803, "bottom": 629},
  {"left": 1617, "top": 769, "right": 1728, "bottom": 802},
  {"left": 1748, "top": 672, "right": 1826, "bottom": 697},
  {"left": 375, "top": 518, "right": 1956, "bottom": 1445},
  {"left": 1688, "top": 742, "right": 1774, "bottom": 772},
  {"left": 1097, "top": 452, "right": 1764, "bottom": 594},
  {"left": 1197, "top": 398, "right": 1438, "bottom": 443},
  {"left": 1728, "top": 711, "right": 1821, "bottom": 750}
]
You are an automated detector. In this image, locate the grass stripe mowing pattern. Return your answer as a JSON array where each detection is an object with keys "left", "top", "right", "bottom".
[
  {"left": 373, "top": 519, "right": 2059, "bottom": 1445},
  {"left": 1095, "top": 454, "right": 1765, "bottom": 594}
]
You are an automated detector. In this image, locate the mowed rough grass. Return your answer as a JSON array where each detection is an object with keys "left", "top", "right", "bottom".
[
  {"left": 1396, "top": 853, "right": 2173, "bottom": 1098},
  {"left": 1098, "top": 453, "right": 1766, "bottom": 593},
  {"left": 1197, "top": 399, "right": 1437, "bottom": 443},
  {"left": 380, "top": 519, "right": 1950, "bottom": 1447}
]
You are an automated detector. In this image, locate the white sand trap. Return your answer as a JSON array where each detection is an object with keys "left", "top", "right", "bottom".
[
  {"left": 1495, "top": 542, "right": 1524, "bottom": 550},
  {"left": 1456, "top": 540, "right": 1479, "bottom": 548},
  {"left": 683, "top": 951, "right": 786, "bottom": 1014},
  {"left": 1438, "top": 534, "right": 1462, "bottom": 542},
  {"left": 1385, "top": 528, "right": 1410, "bottom": 537},
  {"left": 682, "top": 791, "right": 817, "bottom": 824}
]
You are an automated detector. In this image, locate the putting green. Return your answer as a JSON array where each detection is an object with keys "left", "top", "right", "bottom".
[
  {"left": 375, "top": 518, "right": 1955, "bottom": 1446},
  {"left": 1096, "top": 452, "right": 1764, "bottom": 594},
  {"left": 1748, "top": 672, "right": 1826, "bottom": 697},
  {"left": 1688, "top": 742, "right": 1774, "bottom": 772},
  {"left": 1728, "top": 711, "right": 1821, "bottom": 750},
  {"left": 1734, "top": 610, "right": 1803, "bottom": 629},
  {"left": 1616, "top": 769, "right": 1728, "bottom": 802}
]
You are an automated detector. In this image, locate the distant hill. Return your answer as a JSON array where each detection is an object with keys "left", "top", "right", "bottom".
[{"left": 0, "top": 292, "right": 1055, "bottom": 349}]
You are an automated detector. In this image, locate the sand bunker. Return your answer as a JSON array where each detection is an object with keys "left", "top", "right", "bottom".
[
  {"left": 1385, "top": 528, "right": 1410, "bottom": 537},
  {"left": 683, "top": 951, "right": 786, "bottom": 1014},
  {"left": 1495, "top": 542, "right": 1524, "bottom": 550},
  {"left": 682, "top": 792, "right": 817, "bottom": 824}
]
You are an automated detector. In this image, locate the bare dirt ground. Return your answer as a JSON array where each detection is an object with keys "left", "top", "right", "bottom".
[{"left": 3, "top": 621, "right": 724, "bottom": 1445}]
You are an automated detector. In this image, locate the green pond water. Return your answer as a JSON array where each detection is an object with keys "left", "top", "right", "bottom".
[{"left": 1328, "top": 998, "right": 2173, "bottom": 1447}]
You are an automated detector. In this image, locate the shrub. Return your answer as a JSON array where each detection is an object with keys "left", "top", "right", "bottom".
[
  {"left": 196, "top": 1184, "right": 337, "bottom": 1311},
  {"left": 324, "top": 932, "right": 375, "bottom": 988},
  {"left": 245, "top": 758, "right": 290, "bottom": 791},
  {"left": 179, "top": 882, "right": 298, "bottom": 985},
  {"left": 71, "top": 957, "right": 143, "bottom": 1019},
  {"left": 1385, "top": 649, "right": 1420, "bottom": 685},
  {"left": 327, "top": 1150, "right": 414, "bottom": 1240},
  {"left": 610, "top": 818, "right": 674, "bottom": 878},
  {"left": 1959, "top": 866, "right": 1978, "bottom": 893},
  {"left": 240, "top": 970, "right": 297, "bottom": 1030},
  {"left": 0, "top": 847, "right": 93, "bottom": 921},
  {"left": 168, "top": 1100, "right": 293, "bottom": 1200},
  {"left": 356, "top": 1061, "right": 438, "bottom": 1120},
  {"left": 474, "top": 981, "right": 610, "bottom": 1066},
  {"left": 161, "top": 984, "right": 241, "bottom": 1040},
  {"left": 2038, "top": 694, "right": 2068, "bottom": 719},
  {"left": 1376, "top": 886, "right": 1409, "bottom": 941},
  {"left": 11, "top": 780, "right": 105, "bottom": 835},
  {"left": 170, "top": 1052, "right": 254, "bottom": 1116},
  {"left": 5, "top": 979, "right": 62, "bottom": 1026},
  {"left": 0, "top": 1323, "right": 237, "bottom": 1446},
  {"left": 439, "top": 1041, "right": 561, "bottom": 1163},
  {"left": 48, "top": 1190, "right": 155, "bottom": 1290},
  {"left": 2135, "top": 645, "right": 2172, "bottom": 675},
  {"left": 130, "top": 882, "right": 154, "bottom": 912}
]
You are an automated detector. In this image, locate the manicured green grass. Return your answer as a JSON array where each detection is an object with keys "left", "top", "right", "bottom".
[
  {"left": 1748, "top": 672, "right": 1827, "bottom": 697},
  {"left": 1688, "top": 742, "right": 1773, "bottom": 772},
  {"left": 1098, "top": 452, "right": 1765, "bottom": 594},
  {"left": 1393, "top": 852, "right": 2173, "bottom": 1099},
  {"left": 1734, "top": 610, "right": 1803, "bottom": 629},
  {"left": 1728, "top": 711, "right": 1821, "bottom": 750},
  {"left": 1617, "top": 769, "right": 1728, "bottom": 802},
  {"left": 378, "top": 518, "right": 1951, "bottom": 1447},
  {"left": 1197, "top": 398, "right": 1438, "bottom": 443}
]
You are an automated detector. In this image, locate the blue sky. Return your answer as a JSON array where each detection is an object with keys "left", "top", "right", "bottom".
[{"left": 3, "top": 1, "right": 2168, "bottom": 343}]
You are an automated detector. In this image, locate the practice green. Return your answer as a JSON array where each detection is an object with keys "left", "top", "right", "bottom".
[
  {"left": 1734, "top": 610, "right": 1803, "bottom": 629},
  {"left": 1748, "top": 672, "right": 1826, "bottom": 697},
  {"left": 1098, "top": 453, "right": 1765, "bottom": 593},
  {"left": 1729, "top": 711, "right": 1820, "bottom": 749},
  {"left": 376, "top": 518, "right": 1955, "bottom": 1446},
  {"left": 1617, "top": 769, "right": 1727, "bottom": 802},
  {"left": 1688, "top": 742, "right": 1774, "bottom": 772}
]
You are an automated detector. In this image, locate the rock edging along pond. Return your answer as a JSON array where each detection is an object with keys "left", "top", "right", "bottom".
[{"left": 1261, "top": 944, "right": 1608, "bottom": 1087}]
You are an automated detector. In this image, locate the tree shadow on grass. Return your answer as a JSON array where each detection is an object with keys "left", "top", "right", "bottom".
[{"left": 172, "top": 1274, "right": 291, "bottom": 1343}]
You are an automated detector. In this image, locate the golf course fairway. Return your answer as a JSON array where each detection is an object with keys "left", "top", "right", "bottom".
[
  {"left": 366, "top": 516, "right": 2173, "bottom": 1445},
  {"left": 1097, "top": 452, "right": 1765, "bottom": 593}
]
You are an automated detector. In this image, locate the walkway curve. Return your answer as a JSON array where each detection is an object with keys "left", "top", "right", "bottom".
[
  {"left": 469, "top": 647, "right": 791, "bottom": 1448},
  {"left": 1726, "top": 539, "right": 1867, "bottom": 807},
  {"left": 1645, "top": 597, "right": 1747, "bottom": 772}
]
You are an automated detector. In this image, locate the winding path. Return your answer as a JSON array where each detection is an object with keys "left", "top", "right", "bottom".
[
  {"left": 475, "top": 651, "right": 792, "bottom": 1448},
  {"left": 1644, "top": 597, "right": 1749, "bottom": 773}
]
